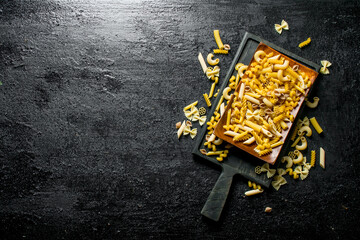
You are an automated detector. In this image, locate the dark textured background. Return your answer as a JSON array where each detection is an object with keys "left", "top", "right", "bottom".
[{"left": 0, "top": 0, "right": 359, "bottom": 239}]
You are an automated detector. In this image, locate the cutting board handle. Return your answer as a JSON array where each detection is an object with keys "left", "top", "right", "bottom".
[{"left": 201, "top": 166, "right": 235, "bottom": 221}]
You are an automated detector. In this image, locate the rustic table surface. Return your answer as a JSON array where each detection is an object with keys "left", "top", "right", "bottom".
[{"left": 1, "top": 0, "right": 359, "bottom": 239}]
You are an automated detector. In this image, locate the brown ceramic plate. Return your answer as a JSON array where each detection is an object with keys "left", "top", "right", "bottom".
[{"left": 213, "top": 42, "right": 319, "bottom": 165}]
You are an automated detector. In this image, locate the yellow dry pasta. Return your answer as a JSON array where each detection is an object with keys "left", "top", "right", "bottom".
[
  {"left": 215, "top": 95, "right": 224, "bottom": 112},
  {"left": 320, "top": 60, "right": 331, "bottom": 75},
  {"left": 274, "top": 20, "right": 289, "bottom": 34},
  {"left": 319, "top": 147, "right": 325, "bottom": 169},
  {"left": 311, "top": 150, "right": 316, "bottom": 167},
  {"left": 177, "top": 120, "right": 186, "bottom": 139},
  {"left": 183, "top": 101, "right": 198, "bottom": 111},
  {"left": 213, "top": 49, "right": 228, "bottom": 54},
  {"left": 248, "top": 181, "right": 262, "bottom": 190},
  {"left": 306, "top": 97, "right": 320, "bottom": 108},
  {"left": 207, "top": 53, "right": 220, "bottom": 66},
  {"left": 244, "top": 188, "right": 264, "bottom": 196},
  {"left": 295, "top": 136, "right": 307, "bottom": 150},
  {"left": 209, "top": 82, "right": 216, "bottom": 98},
  {"left": 213, "top": 30, "right": 224, "bottom": 50},
  {"left": 292, "top": 150, "right": 303, "bottom": 164},
  {"left": 203, "top": 93, "right": 212, "bottom": 107},
  {"left": 198, "top": 53, "right": 208, "bottom": 74},
  {"left": 310, "top": 117, "right": 323, "bottom": 134},
  {"left": 298, "top": 37, "right": 311, "bottom": 48},
  {"left": 222, "top": 87, "right": 232, "bottom": 100}
]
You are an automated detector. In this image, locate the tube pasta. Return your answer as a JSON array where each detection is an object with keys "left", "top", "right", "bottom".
[
  {"left": 183, "top": 101, "right": 198, "bottom": 111},
  {"left": 198, "top": 53, "right": 207, "bottom": 74},
  {"left": 238, "top": 65, "right": 248, "bottom": 78},
  {"left": 306, "top": 97, "right": 320, "bottom": 108},
  {"left": 245, "top": 188, "right": 263, "bottom": 196},
  {"left": 223, "top": 87, "right": 232, "bottom": 100},
  {"left": 319, "top": 147, "right": 325, "bottom": 169},
  {"left": 238, "top": 83, "right": 245, "bottom": 101},
  {"left": 281, "top": 156, "right": 293, "bottom": 168},
  {"left": 298, "top": 125, "right": 312, "bottom": 137},
  {"left": 207, "top": 53, "right": 220, "bottom": 66},
  {"left": 295, "top": 136, "right": 307, "bottom": 150},
  {"left": 213, "top": 30, "right": 224, "bottom": 50},
  {"left": 254, "top": 50, "right": 266, "bottom": 64},
  {"left": 177, "top": 121, "right": 186, "bottom": 139},
  {"left": 244, "top": 95, "right": 261, "bottom": 105},
  {"left": 293, "top": 150, "right": 303, "bottom": 164},
  {"left": 209, "top": 82, "right": 216, "bottom": 98},
  {"left": 310, "top": 117, "right": 323, "bottom": 134},
  {"left": 215, "top": 95, "right": 224, "bottom": 112},
  {"left": 273, "top": 60, "right": 289, "bottom": 70}
]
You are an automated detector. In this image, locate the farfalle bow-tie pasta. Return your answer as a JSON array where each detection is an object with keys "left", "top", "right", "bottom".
[{"left": 274, "top": 20, "right": 289, "bottom": 34}]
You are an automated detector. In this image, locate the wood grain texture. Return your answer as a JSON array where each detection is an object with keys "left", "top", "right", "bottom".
[{"left": 0, "top": 0, "right": 360, "bottom": 239}]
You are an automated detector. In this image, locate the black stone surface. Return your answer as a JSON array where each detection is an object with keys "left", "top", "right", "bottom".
[{"left": 0, "top": 0, "right": 359, "bottom": 239}]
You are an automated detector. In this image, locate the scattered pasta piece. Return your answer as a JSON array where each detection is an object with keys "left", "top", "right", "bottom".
[
  {"left": 207, "top": 53, "right": 220, "bottom": 66},
  {"left": 311, "top": 150, "right": 316, "bottom": 167},
  {"left": 192, "top": 113, "right": 207, "bottom": 126},
  {"left": 177, "top": 120, "right": 186, "bottom": 139},
  {"left": 294, "top": 165, "right": 309, "bottom": 180},
  {"left": 203, "top": 93, "right": 212, "bottom": 107},
  {"left": 274, "top": 20, "right": 289, "bottom": 34},
  {"left": 320, "top": 60, "right": 331, "bottom": 74},
  {"left": 320, "top": 147, "right": 325, "bottom": 169},
  {"left": 310, "top": 117, "right": 323, "bottom": 134},
  {"left": 198, "top": 53, "right": 208, "bottom": 74},
  {"left": 298, "top": 37, "right": 311, "bottom": 48},
  {"left": 200, "top": 149, "right": 207, "bottom": 155},
  {"left": 213, "top": 89, "right": 220, "bottom": 97},
  {"left": 248, "top": 180, "right": 262, "bottom": 190},
  {"left": 245, "top": 188, "right": 264, "bottom": 196},
  {"left": 183, "top": 125, "right": 197, "bottom": 139},
  {"left": 255, "top": 166, "right": 262, "bottom": 174},
  {"left": 281, "top": 156, "right": 293, "bottom": 168},
  {"left": 224, "top": 44, "right": 231, "bottom": 50},
  {"left": 259, "top": 163, "right": 276, "bottom": 178},
  {"left": 306, "top": 97, "right": 320, "bottom": 108},
  {"left": 198, "top": 107, "right": 206, "bottom": 115},
  {"left": 184, "top": 105, "right": 199, "bottom": 120},
  {"left": 213, "top": 49, "right": 228, "bottom": 54},
  {"left": 265, "top": 207, "right": 272, "bottom": 213},
  {"left": 271, "top": 175, "right": 287, "bottom": 191},
  {"left": 213, "top": 30, "right": 224, "bottom": 50},
  {"left": 183, "top": 101, "right": 198, "bottom": 111},
  {"left": 175, "top": 121, "right": 182, "bottom": 129},
  {"left": 295, "top": 136, "right": 307, "bottom": 150}
]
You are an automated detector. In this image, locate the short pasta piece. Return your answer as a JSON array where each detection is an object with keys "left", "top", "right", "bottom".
[
  {"left": 213, "top": 30, "right": 224, "bottom": 50},
  {"left": 310, "top": 117, "right": 323, "bottom": 134},
  {"left": 213, "top": 49, "right": 228, "bottom": 54},
  {"left": 311, "top": 150, "right": 316, "bottom": 167},
  {"left": 274, "top": 20, "right": 289, "bottom": 34},
  {"left": 198, "top": 53, "right": 208, "bottom": 74},
  {"left": 306, "top": 97, "right": 320, "bottom": 108},
  {"left": 298, "top": 37, "right": 311, "bottom": 48},
  {"left": 207, "top": 53, "right": 220, "bottom": 66},
  {"left": 319, "top": 147, "right": 325, "bottom": 169},
  {"left": 320, "top": 60, "right": 331, "bottom": 75},
  {"left": 245, "top": 188, "right": 264, "bottom": 196},
  {"left": 203, "top": 93, "right": 212, "bottom": 107}
]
